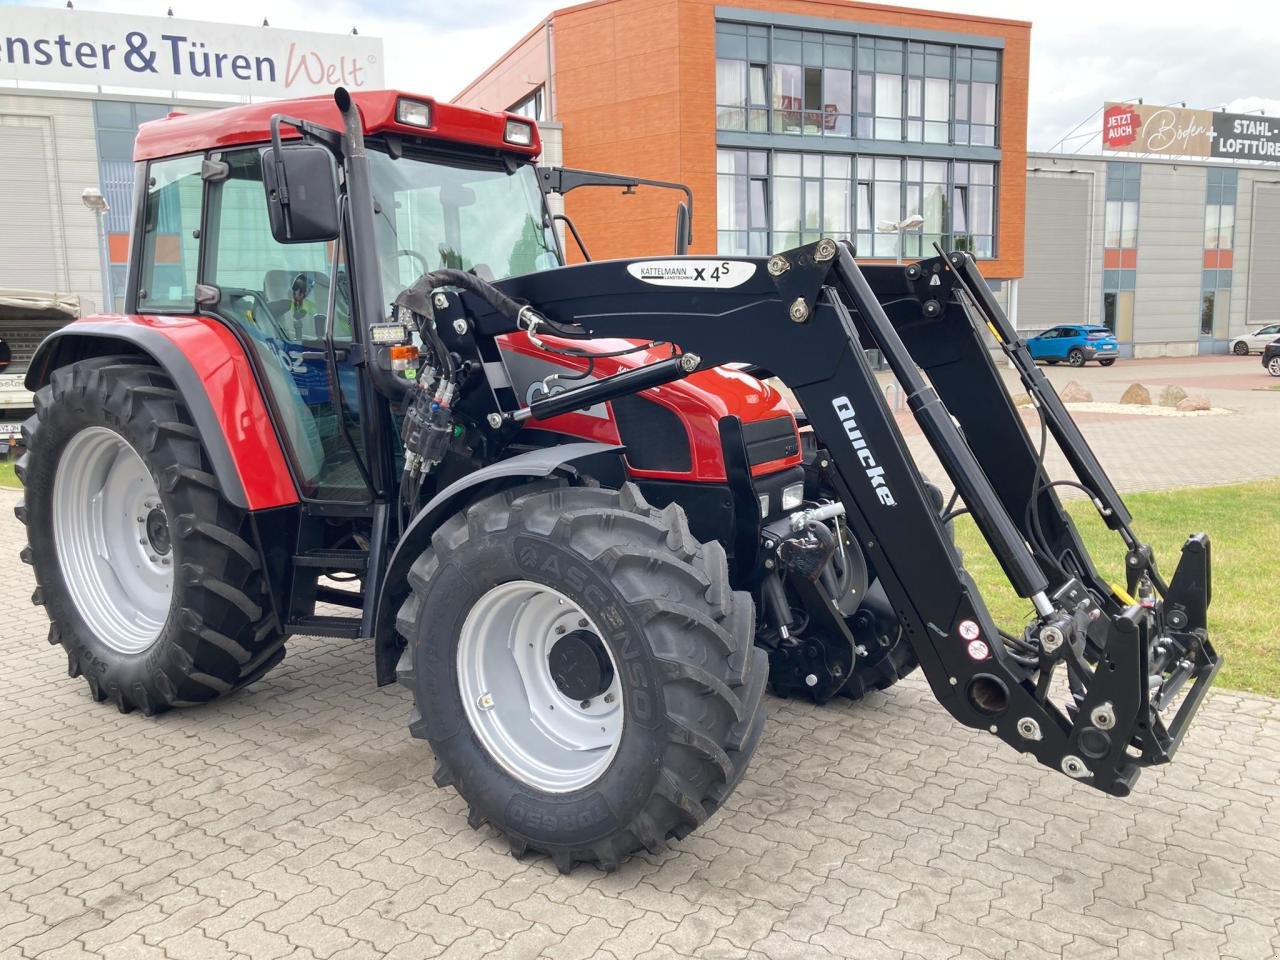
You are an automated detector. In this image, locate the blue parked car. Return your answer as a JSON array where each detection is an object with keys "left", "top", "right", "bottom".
[{"left": 1025, "top": 325, "right": 1120, "bottom": 367}]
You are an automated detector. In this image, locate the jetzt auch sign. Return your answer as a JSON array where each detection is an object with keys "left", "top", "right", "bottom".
[{"left": 0, "top": 6, "right": 384, "bottom": 97}]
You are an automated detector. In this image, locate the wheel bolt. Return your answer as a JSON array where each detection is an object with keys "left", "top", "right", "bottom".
[
  {"left": 578, "top": 618, "right": 588, "bottom": 628},
  {"left": 603, "top": 692, "right": 615, "bottom": 704},
  {"left": 477, "top": 693, "right": 494, "bottom": 711},
  {"left": 580, "top": 699, "right": 591, "bottom": 709},
  {"left": 555, "top": 625, "right": 566, "bottom": 635}
]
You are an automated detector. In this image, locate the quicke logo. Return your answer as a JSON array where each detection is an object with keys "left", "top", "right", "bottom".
[{"left": 831, "top": 396, "right": 897, "bottom": 506}]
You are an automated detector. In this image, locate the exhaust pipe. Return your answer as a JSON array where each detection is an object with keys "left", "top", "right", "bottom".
[{"left": 334, "top": 87, "right": 408, "bottom": 402}]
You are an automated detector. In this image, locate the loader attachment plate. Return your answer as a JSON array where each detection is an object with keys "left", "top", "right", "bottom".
[{"left": 456, "top": 238, "right": 1222, "bottom": 797}]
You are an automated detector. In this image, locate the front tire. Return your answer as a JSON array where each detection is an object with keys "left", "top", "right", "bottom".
[
  {"left": 396, "top": 482, "right": 767, "bottom": 872},
  {"left": 17, "top": 357, "right": 284, "bottom": 713},
  {"left": 1068, "top": 348, "right": 1086, "bottom": 367},
  {"left": 1233, "top": 341, "right": 1250, "bottom": 356},
  {"left": 1269, "top": 356, "right": 1280, "bottom": 377}
]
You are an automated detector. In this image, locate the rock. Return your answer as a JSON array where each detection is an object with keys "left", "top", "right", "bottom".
[
  {"left": 1120, "top": 383, "right": 1151, "bottom": 405},
  {"left": 1059, "top": 381, "right": 1093, "bottom": 403},
  {"left": 1158, "top": 385, "right": 1188, "bottom": 408},
  {"left": 1176, "top": 394, "right": 1211, "bottom": 412}
]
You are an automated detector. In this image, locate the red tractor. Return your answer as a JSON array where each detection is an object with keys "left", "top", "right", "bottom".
[{"left": 18, "top": 88, "right": 1220, "bottom": 872}]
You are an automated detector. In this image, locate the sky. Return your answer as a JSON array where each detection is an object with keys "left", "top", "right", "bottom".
[{"left": 5, "top": 0, "right": 1280, "bottom": 151}]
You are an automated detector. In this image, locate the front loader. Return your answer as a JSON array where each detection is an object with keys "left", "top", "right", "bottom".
[{"left": 16, "top": 87, "right": 1219, "bottom": 872}]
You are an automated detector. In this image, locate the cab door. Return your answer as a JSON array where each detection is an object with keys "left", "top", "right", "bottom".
[{"left": 201, "top": 149, "right": 370, "bottom": 503}]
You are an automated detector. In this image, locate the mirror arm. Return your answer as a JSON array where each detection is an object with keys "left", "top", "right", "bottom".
[{"left": 539, "top": 166, "right": 694, "bottom": 246}]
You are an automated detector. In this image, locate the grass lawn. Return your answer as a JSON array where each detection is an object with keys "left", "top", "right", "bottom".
[
  {"left": 0, "top": 459, "right": 18, "bottom": 490},
  {"left": 953, "top": 479, "right": 1280, "bottom": 698}
]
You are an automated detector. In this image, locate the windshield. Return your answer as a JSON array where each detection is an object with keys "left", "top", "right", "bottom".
[{"left": 368, "top": 147, "right": 560, "bottom": 303}]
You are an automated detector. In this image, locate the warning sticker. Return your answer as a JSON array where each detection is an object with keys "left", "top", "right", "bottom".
[{"left": 626, "top": 260, "right": 757, "bottom": 289}]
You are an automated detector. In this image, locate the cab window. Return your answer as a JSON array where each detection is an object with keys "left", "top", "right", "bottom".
[{"left": 137, "top": 155, "right": 203, "bottom": 312}]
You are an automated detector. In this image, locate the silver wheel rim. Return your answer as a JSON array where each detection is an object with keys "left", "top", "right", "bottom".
[
  {"left": 53, "top": 426, "right": 174, "bottom": 653},
  {"left": 1270, "top": 357, "right": 1280, "bottom": 376},
  {"left": 457, "top": 580, "right": 623, "bottom": 793}
]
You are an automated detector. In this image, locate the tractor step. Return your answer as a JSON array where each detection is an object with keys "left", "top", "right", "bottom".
[
  {"left": 293, "top": 548, "right": 369, "bottom": 572},
  {"left": 286, "top": 614, "right": 364, "bottom": 639}
]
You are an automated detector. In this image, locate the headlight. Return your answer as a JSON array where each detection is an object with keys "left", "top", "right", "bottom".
[
  {"left": 396, "top": 98, "right": 432, "bottom": 128},
  {"left": 758, "top": 493, "right": 770, "bottom": 518},
  {"left": 781, "top": 481, "right": 805, "bottom": 512},
  {"left": 504, "top": 118, "right": 534, "bottom": 146}
]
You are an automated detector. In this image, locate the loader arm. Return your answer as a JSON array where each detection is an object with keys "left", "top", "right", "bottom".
[{"left": 437, "top": 239, "right": 1219, "bottom": 797}]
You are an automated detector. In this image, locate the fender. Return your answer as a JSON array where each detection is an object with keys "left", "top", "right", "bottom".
[
  {"left": 26, "top": 316, "right": 298, "bottom": 510},
  {"left": 372, "top": 442, "right": 624, "bottom": 686}
]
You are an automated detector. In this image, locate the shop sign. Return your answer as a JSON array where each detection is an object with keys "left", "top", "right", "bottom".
[
  {"left": 0, "top": 7, "right": 383, "bottom": 97},
  {"left": 1103, "top": 101, "right": 1280, "bottom": 162}
]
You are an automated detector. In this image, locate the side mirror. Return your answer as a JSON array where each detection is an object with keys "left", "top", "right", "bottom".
[
  {"left": 674, "top": 201, "right": 691, "bottom": 255},
  {"left": 261, "top": 143, "right": 340, "bottom": 245}
]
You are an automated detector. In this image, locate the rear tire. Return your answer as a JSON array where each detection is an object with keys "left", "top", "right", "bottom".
[
  {"left": 17, "top": 357, "right": 284, "bottom": 714},
  {"left": 396, "top": 482, "right": 767, "bottom": 872},
  {"left": 1068, "top": 348, "right": 1086, "bottom": 367},
  {"left": 1099, "top": 358, "right": 1117, "bottom": 367}
]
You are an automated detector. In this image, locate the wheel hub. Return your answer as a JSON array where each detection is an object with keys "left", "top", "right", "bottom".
[
  {"left": 144, "top": 507, "right": 171, "bottom": 556},
  {"left": 548, "top": 629, "right": 615, "bottom": 703}
]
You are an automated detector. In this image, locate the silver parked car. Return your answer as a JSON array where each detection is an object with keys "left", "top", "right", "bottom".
[{"left": 1230, "top": 322, "right": 1280, "bottom": 355}]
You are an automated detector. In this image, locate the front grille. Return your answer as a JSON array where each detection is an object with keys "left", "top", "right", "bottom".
[
  {"left": 612, "top": 395, "right": 692, "bottom": 472},
  {"left": 741, "top": 415, "right": 799, "bottom": 466}
]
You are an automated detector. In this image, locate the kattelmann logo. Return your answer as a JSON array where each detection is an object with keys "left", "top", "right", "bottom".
[{"left": 831, "top": 396, "right": 897, "bottom": 506}]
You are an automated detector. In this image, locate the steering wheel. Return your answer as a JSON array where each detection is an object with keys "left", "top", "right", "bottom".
[
  {"left": 398, "top": 249, "right": 430, "bottom": 276},
  {"left": 220, "top": 287, "right": 293, "bottom": 341}
]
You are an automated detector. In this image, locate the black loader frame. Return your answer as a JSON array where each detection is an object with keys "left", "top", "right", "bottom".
[{"left": 414, "top": 237, "right": 1221, "bottom": 798}]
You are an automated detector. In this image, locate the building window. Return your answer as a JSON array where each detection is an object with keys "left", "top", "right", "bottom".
[
  {"left": 906, "top": 43, "right": 951, "bottom": 143},
  {"left": 902, "top": 159, "right": 949, "bottom": 257},
  {"left": 953, "top": 48, "right": 999, "bottom": 146},
  {"left": 770, "top": 152, "right": 852, "bottom": 250},
  {"left": 93, "top": 99, "right": 171, "bottom": 310},
  {"left": 856, "top": 37, "right": 904, "bottom": 140},
  {"left": 720, "top": 149, "right": 994, "bottom": 260},
  {"left": 1104, "top": 161, "right": 1141, "bottom": 249},
  {"left": 714, "top": 20, "right": 1000, "bottom": 147},
  {"left": 770, "top": 29, "right": 853, "bottom": 136},
  {"left": 508, "top": 87, "right": 544, "bottom": 122},
  {"left": 1102, "top": 269, "right": 1136, "bottom": 341},
  {"left": 1204, "top": 166, "right": 1237, "bottom": 250},
  {"left": 717, "top": 149, "right": 770, "bottom": 255},
  {"left": 951, "top": 162, "right": 995, "bottom": 258},
  {"left": 1201, "top": 269, "right": 1232, "bottom": 338},
  {"left": 716, "top": 23, "right": 770, "bottom": 132}
]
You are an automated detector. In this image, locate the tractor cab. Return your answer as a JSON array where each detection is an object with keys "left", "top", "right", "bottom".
[{"left": 126, "top": 92, "right": 565, "bottom": 505}]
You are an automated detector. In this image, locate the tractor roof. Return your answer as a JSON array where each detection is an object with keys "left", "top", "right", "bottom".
[{"left": 133, "top": 89, "right": 541, "bottom": 163}]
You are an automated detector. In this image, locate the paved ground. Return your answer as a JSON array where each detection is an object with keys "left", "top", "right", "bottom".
[{"left": 4, "top": 355, "right": 1280, "bottom": 960}]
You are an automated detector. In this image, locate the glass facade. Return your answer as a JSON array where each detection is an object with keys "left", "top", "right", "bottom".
[
  {"left": 718, "top": 148, "right": 994, "bottom": 259},
  {"left": 1101, "top": 162, "right": 1140, "bottom": 341},
  {"left": 714, "top": 20, "right": 1001, "bottom": 261},
  {"left": 93, "top": 100, "right": 172, "bottom": 311},
  {"left": 715, "top": 22, "right": 1000, "bottom": 146},
  {"left": 1201, "top": 167, "right": 1237, "bottom": 341}
]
